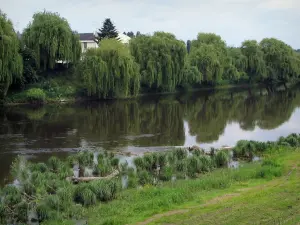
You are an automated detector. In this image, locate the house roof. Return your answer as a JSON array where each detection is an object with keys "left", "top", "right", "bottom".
[{"left": 79, "top": 33, "right": 95, "bottom": 41}]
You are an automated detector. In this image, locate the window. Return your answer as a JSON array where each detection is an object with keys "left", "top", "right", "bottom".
[{"left": 83, "top": 42, "right": 87, "bottom": 49}]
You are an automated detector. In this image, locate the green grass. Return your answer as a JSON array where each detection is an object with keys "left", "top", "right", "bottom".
[
  {"left": 146, "top": 151, "right": 300, "bottom": 225},
  {"left": 43, "top": 149, "right": 300, "bottom": 225}
]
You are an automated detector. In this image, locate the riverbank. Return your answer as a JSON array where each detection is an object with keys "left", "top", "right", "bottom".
[
  {"left": 41, "top": 146, "right": 300, "bottom": 225},
  {"left": 1, "top": 134, "right": 299, "bottom": 224},
  {"left": 4, "top": 76, "right": 261, "bottom": 105}
]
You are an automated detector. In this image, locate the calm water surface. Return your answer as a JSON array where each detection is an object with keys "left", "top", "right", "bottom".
[{"left": 1, "top": 87, "right": 300, "bottom": 184}]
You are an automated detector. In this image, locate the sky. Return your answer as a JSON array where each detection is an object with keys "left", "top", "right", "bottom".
[{"left": 1, "top": 0, "right": 300, "bottom": 48}]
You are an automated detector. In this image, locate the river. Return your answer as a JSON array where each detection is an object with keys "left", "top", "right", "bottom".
[{"left": 1, "top": 86, "right": 300, "bottom": 184}]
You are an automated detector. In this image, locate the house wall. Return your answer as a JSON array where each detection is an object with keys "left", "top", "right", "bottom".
[{"left": 80, "top": 40, "right": 98, "bottom": 53}]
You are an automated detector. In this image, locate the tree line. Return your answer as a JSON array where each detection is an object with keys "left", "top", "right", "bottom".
[{"left": 1, "top": 10, "right": 300, "bottom": 101}]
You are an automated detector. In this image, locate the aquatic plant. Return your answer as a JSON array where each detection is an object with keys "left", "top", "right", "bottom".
[
  {"left": 214, "top": 150, "right": 229, "bottom": 168},
  {"left": 193, "top": 148, "right": 205, "bottom": 157},
  {"left": 127, "top": 168, "right": 138, "bottom": 188},
  {"left": 175, "top": 160, "right": 188, "bottom": 173},
  {"left": 187, "top": 156, "right": 201, "bottom": 178},
  {"left": 30, "top": 162, "right": 48, "bottom": 173},
  {"left": 143, "top": 154, "right": 155, "bottom": 171},
  {"left": 198, "top": 155, "right": 214, "bottom": 172},
  {"left": 77, "top": 151, "right": 94, "bottom": 167},
  {"left": 159, "top": 166, "right": 173, "bottom": 181},
  {"left": 74, "top": 183, "right": 97, "bottom": 206},
  {"left": 111, "top": 157, "right": 120, "bottom": 168},
  {"left": 138, "top": 170, "right": 152, "bottom": 186},
  {"left": 233, "top": 140, "right": 256, "bottom": 158},
  {"left": 48, "top": 156, "right": 62, "bottom": 172},
  {"left": 134, "top": 157, "right": 145, "bottom": 171},
  {"left": 158, "top": 152, "right": 168, "bottom": 168},
  {"left": 173, "top": 148, "right": 188, "bottom": 160}
]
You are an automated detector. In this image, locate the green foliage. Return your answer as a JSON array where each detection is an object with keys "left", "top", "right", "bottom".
[
  {"left": 138, "top": 170, "right": 152, "bottom": 186},
  {"left": 0, "top": 11, "right": 23, "bottom": 98},
  {"left": 130, "top": 32, "right": 187, "bottom": 92},
  {"left": 74, "top": 183, "right": 97, "bottom": 206},
  {"left": 189, "top": 33, "right": 227, "bottom": 84},
  {"left": 22, "top": 10, "right": 81, "bottom": 71},
  {"left": 241, "top": 40, "right": 267, "bottom": 83},
  {"left": 25, "top": 88, "right": 46, "bottom": 103},
  {"left": 95, "top": 18, "right": 119, "bottom": 43},
  {"left": 79, "top": 39, "right": 140, "bottom": 99},
  {"left": 214, "top": 150, "right": 229, "bottom": 168},
  {"left": 260, "top": 38, "right": 300, "bottom": 86}
]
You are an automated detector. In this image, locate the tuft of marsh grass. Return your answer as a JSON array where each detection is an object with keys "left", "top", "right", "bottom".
[{"left": 214, "top": 150, "right": 229, "bottom": 168}]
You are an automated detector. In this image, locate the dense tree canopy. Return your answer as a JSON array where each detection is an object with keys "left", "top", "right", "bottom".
[
  {"left": 240, "top": 40, "right": 267, "bottom": 83},
  {"left": 0, "top": 11, "right": 23, "bottom": 97},
  {"left": 22, "top": 11, "right": 81, "bottom": 71},
  {"left": 260, "top": 38, "right": 300, "bottom": 86},
  {"left": 129, "top": 32, "right": 187, "bottom": 91},
  {"left": 95, "top": 18, "right": 119, "bottom": 43},
  {"left": 79, "top": 39, "right": 140, "bottom": 99},
  {"left": 189, "top": 33, "right": 228, "bottom": 84},
  {"left": 2, "top": 9, "right": 300, "bottom": 101}
]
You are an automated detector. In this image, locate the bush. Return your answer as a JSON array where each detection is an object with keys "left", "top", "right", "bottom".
[{"left": 26, "top": 88, "right": 46, "bottom": 103}]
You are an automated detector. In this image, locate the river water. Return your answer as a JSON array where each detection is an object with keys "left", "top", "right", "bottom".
[{"left": 1, "top": 87, "right": 300, "bottom": 184}]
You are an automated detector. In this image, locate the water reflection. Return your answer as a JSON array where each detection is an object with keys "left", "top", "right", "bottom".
[{"left": 1, "top": 87, "right": 300, "bottom": 184}]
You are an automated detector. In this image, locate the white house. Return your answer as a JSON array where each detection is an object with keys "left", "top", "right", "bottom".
[
  {"left": 79, "top": 32, "right": 131, "bottom": 53},
  {"left": 79, "top": 33, "right": 98, "bottom": 53}
]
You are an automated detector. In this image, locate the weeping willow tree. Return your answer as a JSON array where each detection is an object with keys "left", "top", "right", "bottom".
[
  {"left": 223, "top": 47, "right": 248, "bottom": 81},
  {"left": 259, "top": 38, "right": 300, "bottom": 87},
  {"left": 129, "top": 32, "right": 187, "bottom": 92},
  {"left": 22, "top": 11, "right": 81, "bottom": 71},
  {"left": 241, "top": 40, "right": 267, "bottom": 83},
  {"left": 79, "top": 39, "right": 140, "bottom": 99},
  {"left": 189, "top": 33, "right": 228, "bottom": 84},
  {"left": 0, "top": 11, "right": 23, "bottom": 98}
]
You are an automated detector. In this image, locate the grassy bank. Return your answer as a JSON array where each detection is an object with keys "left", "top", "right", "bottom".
[
  {"left": 43, "top": 146, "right": 300, "bottom": 225},
  {"left": 145, "top": 151, "right": 300, "bottom": 225},
  {"left": 1, "top": 135, "right": 300, "bottom": 225}
]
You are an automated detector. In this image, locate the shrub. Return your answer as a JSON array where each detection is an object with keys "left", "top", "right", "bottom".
[{"left": 26, "top": 88, "right": 46, "bottom": 103}]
